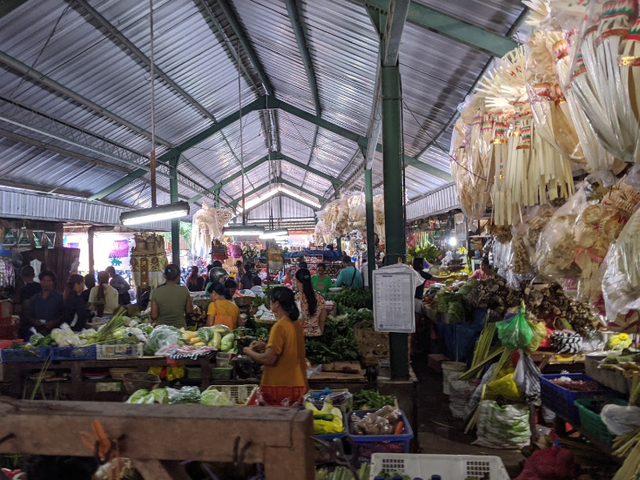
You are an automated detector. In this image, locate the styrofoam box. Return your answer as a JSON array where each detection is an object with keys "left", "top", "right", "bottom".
[{"left": 370, "top": 453, "right": 510, "bottom": 480}]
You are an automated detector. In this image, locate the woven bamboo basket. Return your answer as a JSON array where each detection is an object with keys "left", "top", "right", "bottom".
[{"left": 354, "top": 321, "right": 390, "bottom": 367}]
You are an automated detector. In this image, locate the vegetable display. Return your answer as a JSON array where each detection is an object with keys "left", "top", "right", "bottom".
[
  {"left": 349, "top": 406, "right": 404, "bottom": 436},
  {"left": 305, "top": 311, "right": 365, "bottom": 365},
  {"left": 352, "top": 390, "right": 394, "bottom": 411},
  {"left": 304, "top": 400, "right": 344, "bottom": 435}
]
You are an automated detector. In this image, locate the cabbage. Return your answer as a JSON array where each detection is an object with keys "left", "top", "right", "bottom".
[
  {"left": 51, "top": 325, "right": 83, "bottom": 347},
  {"left": 151, "top": 388, "right": 168, "bottom": 404},
  {"left": 200, "top": 389, "right": 233, "bottom": 406},
  {"left": 126, "top": 389, "right": 149, "bottom": 403},
  {"left": 197, "top": 327, "right": 214, "bottom": 345},
  {"left": 220, "top": 333, "right": 235, "bottom": 353},
  {"left": 144, "top": 325, "right": 181, "bottom": 355}
]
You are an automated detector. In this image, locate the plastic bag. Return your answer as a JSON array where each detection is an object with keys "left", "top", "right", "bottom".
[
  {"left": 497, "top": 306, "right": 534, "bottom": 350},
  {"left": 166, "top": 386, "right": 201, "bottom": 405},
  {"left": 144, "top": 325, "right": 181, "bottom": 356},
  {"left": 514, "top": 350, "right": 541, "bottom": 404},
  {"left": 523, "top": 320, "right": 548, "bottom": 355},
  {"left": 514, "top": 447, "right": 575, "bottom": 480},
  {"left": 449, "top": 378, "right": 479, "bottom": 419},
  {"left": 536, "top": 187, "right": 588, "bottom": 280},
  {"left": 485, "top": 372, "right": 522, "bottom": 403},
  {"left": 473, "top": 400, "right": 531, "bottom": 449},
  {"left": 549, "top": 331, "right": 583, "bottom": 354},
  {"left": 601, "top": 404, "right": 640, "bottom": 436},
  {"left": 602, "top": 207, "right": 640, "bottom": 326}
]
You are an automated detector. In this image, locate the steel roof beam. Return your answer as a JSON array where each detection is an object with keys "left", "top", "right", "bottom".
[
  {"left": 68, "top": 0, "right": 217, "bottom": 124},
  {"left": 230, "top": 178, "right": 326, "bottom": 206},
  {"left": 362, "top": 0, "right": 519, "bottom": 57},
  {"left": 0, "top": 50, "right": 173, "bottom": 148},
  {"left": 214, "top": 0, "right": 274, "bottom": 97},
  {"left": 272, "top": 152, "right": 341, "bottom": 188},
  {"left": 242, "top": 191, "right": 319, "bottom": 217},
  {"left": 284, "top": 0, "right": 321, "bottom": 115}
]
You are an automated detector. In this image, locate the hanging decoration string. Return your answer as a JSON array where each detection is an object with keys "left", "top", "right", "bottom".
[{"left": 149, "top": 0, "right": 157, "bottom": 207}]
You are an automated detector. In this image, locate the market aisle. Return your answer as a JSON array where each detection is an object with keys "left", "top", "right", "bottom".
[{"left": 412, "top": 354, "right": 525, "bottom": 478}]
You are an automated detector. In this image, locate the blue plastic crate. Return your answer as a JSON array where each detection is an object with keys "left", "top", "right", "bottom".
[
  {"left": 346, "top": 410, "right": 413, "bottom": 464},
  {"left": 540, "top": 373, "right": 618, "bottom": 425},
  {"left": 51, "top": 345, "right": 96, "bottom": 361},
  {"left": 0, "top": 347, "right": 50, "bottom": 363}
]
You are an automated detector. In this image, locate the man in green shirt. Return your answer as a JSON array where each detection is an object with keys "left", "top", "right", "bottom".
[
  {"left": 311, "top": 263, "right": 334, "bottom": 295},
  {"left": 335, "top": 256, "right": 364, "bottom": 289}
]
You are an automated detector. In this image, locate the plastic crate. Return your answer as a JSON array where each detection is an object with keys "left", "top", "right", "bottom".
[
  {"left": 369, "top": 453, "right": 510, "bottom": 480},
  {"left": 186, "top": 366, "right": 202, "bottom": 380},
  {"left": 306, "top": 388, "right": 352, "bottom": 413},
  {"left": 216, "top": 352, "right": 236, "bottom": 368},
  {"left": 347, "top": 410, "right": 413, "bottom": 464},
  {"left": 540, "top": 373, "right": 616, "bottom": 424},
  {"left": 0, "top": 347, "right": 49, "bottom": 363},
  {"left": 51, "top": 345, "right": 96, "bottom": 361},
  {"left": 211, "top": 367, "right": 233, "bottom": 381},
  {"left": 204, "top": 384, "right": 257, "bottom": 405},
  {"left": 96, "top": 343, "right": 143, "bottom": 360},
  {"left": 246, "top": 385, "right": 307, "bottom": 407},
  {"left": 575, "top": 398, "right": 627, "bottom": 447}
]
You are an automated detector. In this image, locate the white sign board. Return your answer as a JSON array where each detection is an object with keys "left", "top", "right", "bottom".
[{"left": 372, "top": 264, "right": 418, "bottom": 333}]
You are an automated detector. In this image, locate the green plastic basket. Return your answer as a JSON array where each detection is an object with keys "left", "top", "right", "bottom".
[
  {"left": 574, "top": 398, "right": 627, "bottom": 447},
  {"left": 211, "top": 367, "right": 233, "bottom": 381}
]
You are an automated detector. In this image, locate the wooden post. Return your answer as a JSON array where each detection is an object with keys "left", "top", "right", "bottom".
[{"left": 0, "top": 398, "right": 315, "bottom": 480}]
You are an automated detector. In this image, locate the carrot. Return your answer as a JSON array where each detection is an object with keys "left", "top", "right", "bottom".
[{"left": 394, "top": 421, "right": 404, "bottom": 435}]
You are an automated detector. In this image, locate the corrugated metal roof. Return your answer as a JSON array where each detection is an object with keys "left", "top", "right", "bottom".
[
  {"left": 406, "top": 183, "right": 459, "bottom": 220},
  {"left": 247, "top": 195, "right": 316, "bottom": 220},
  {"left": 0, "top": 0, "right": 523, "bottom": 225}
]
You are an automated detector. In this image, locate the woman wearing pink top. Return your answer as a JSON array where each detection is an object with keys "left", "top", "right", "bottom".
[{"left": 471, "top": 257, "right": 494, "bottom": 280}]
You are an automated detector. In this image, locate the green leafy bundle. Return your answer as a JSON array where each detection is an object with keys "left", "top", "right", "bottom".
[{"left": 305, "top": 311, "right": 365, "bottom": 365}]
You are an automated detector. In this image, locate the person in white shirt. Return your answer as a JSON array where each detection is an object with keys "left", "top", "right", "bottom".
[
  {"left": 250, "top": 276, "right": 265, "bottom": 298},
  {"left": 360, "top": 258, "right": 369, "bottom": 288},
  {"left": 88, "top": 271, "right": 120, "bottom": 316}
]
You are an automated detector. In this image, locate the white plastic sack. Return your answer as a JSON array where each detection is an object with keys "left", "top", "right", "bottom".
[
  {"left": 601, "top": 404, "right": 640, "bottom": 436},
  {"left": 449, "top": 378, "right": 478, "bottom": 419},
  {"left": 473, "top": 400, "right": 531, "bottom": 449}
]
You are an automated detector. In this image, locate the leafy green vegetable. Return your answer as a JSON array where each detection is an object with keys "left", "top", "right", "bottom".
[
  {"left": 352, "top": 390, "right": 394, "bottom": 410},
  {"left": 200, "top": 389, "right": 233, "bottom": 406},
  {"left": 220, "top": 333, "right": 236, "bottom": 352},
  {"left": 126, "top": 389, "right": 149, "bottom": 404},
  {"left": 305, "top": 313, "right": 362, "bottom": 365}
]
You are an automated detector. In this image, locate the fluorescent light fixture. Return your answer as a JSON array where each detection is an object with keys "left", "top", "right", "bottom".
[
  {"left": 120, "top": 201, "right": 190, "bottom": 226},
  {"left": 448, "top": 236, "right": 458, "bottom": 247},
  {"left": 222, "top": 225, "right": 265, "bottom": 236},
  {"left": 260, "top": 228, "right": 289, "bottom": 239}
]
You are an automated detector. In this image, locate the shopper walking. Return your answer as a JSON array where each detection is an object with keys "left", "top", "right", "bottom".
[
  {"left": 335, "top": 256, "right": 363, "bottom": 289},
  {"left": 295, "top": 268, "right": 327, "bottom": 337},
  {"left": 243, "top": 287, "right": 307, "bottom": 388},
  {"left": 151, "top": 264, "right": 193, "bottom": 328}
]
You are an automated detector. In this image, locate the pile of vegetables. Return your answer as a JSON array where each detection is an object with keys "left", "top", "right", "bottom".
[
  {"left": 352, "top": 390, "right": 394, "bottom": 410},
  {"left": 325, "top": 289, "right": 373, "bottom": 312},
  {"left": 466, "top": 277, "right": 521, "bottom": 320},
  {"left": 305, "top": 310, "right": 367, "bottom": 365},
  {"left": 349, "top": 406, "right": 404, "bottom": 436},
  {"left": 126, "top": 386, "right": 235, "bottom": 406},
  {"left": 315, "top": 465, "right": 370, "bottom": 480},
  {"left": 407, "top": 243, "right": 442, "bottom": 264},
  {"left": 435, "top": 291, "right": 469, "bottom": 324},
  {"left": 304, "top": 400, "right": 344, "bottom": 435},
  {"left": 524, "top": 283, "right": 598, "bottom": 335},
  {"left": 181, "top": 325, "right": 234, "bottom": 350}
]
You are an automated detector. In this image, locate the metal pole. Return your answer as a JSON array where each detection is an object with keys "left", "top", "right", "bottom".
[
  {"left": 170, "top": 158, "right": 180, "bottom": 269},
  {"left": 364, "top": 169, "right": 376, "bottom": 287},
  {"left": 149, "top": 0, "right": 157, "bottom": 207},
  {"left": 382, "top": 64, "right": 409, "bottom": 380}
]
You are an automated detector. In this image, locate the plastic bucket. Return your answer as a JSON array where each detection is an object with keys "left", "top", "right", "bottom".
[{"left": 442, "top": 361, "right": 466, "bottom": 395}]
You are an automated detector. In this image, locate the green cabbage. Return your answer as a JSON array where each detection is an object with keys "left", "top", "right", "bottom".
[
  {"left": 200, "top": 389, "right": 233, "bottom": 406},
  {"left": 151, "top": 388, "right": 168, "bottom": 404},
  {"left": 126, "top": 389, "right": 149, "bottom": 404},
  {"left": 197, "top": 327, "right": 214, "bottom": 344},
  {"left": 220, "top": 333, "right": 235, "bottom": 353}
]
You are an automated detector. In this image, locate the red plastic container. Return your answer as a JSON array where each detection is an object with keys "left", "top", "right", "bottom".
[{"left": 246, "top": 385, "right": 307, "bottom": 407}]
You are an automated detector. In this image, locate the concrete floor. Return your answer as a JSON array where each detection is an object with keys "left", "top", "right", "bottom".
[{"left": 412, "top": 354, "right": 525, "bottom": 478}]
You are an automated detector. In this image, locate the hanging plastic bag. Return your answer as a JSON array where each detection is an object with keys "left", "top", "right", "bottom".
[
  {"left": 601, "top": 404, "right": 640, "bottom": 436},
  {"left": 496, "top": 306, "right": 534, "bottom": 350},
  {"left": 514, "top": 350, "right": 542, "bottom": 404},
  {"left": 485, "top": 372, "right": 522, "bottom": 403},
  {"left": 523, "top": 320, "right": 548, "bottom": 355}
]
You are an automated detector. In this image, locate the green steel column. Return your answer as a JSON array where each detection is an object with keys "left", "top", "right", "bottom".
[
  {"left": 169, "top": 158, "right": 180, "bottom": 268},
  {"left": 364, "top": 168, "right": 376, "bottom": 287},
  {"left": 382, "top": 65, "right": 409, "bottom": 380}
]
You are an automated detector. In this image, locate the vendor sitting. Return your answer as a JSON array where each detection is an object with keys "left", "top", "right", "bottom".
[
  {"left": 243, "top": 287, "right": 307, "bottom": 387},
  {"left": 206, "top": 282, "right": 240, "bottom": 330},
  {"left": 471, "top": 257, "right": 494, "bottom": 281}
]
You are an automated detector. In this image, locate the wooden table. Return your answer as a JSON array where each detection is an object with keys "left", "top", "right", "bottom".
[
  {"left": 530, "top": 351, "right": 585, "bottom": 373},
  {"left": 0, "top": 355, "right": 214, "bottom": 401}
]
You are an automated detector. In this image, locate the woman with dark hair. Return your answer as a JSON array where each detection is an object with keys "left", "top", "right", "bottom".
[
  {"left": 412, "top": 257, "right": 451, "bottom": 313},
  {"left": 81, "top": 274, "right": 95, "bottom": 303},
  {"left": 206, "top": 282, "right": 240, "bottom": 329},
  {"left": 295, "top": 268, "right": 327, "bottom": 337},
  {"left": 243, "top": 287, "right": 307, "bottom": 387},
  {"left": 224, "top": 278, "right": 238, "bottom": 297},
  {"left": 186, "top": 266, "right": 205, "bottom": 292},
  {"left": 62, "top": 274, "right": 91, "bottom": 331},
  {"left": 151, "top": 264, "right": 193, "bottom": 328},
  {"left": 88, "top": 271, "right": 119, "bottom": 316}
]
